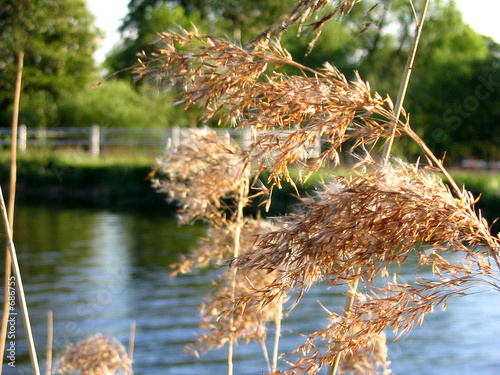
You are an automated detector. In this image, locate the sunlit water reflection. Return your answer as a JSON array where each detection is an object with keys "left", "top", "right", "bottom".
[{"left": 1, "top": 205, "right": 499, "bottom": 374}]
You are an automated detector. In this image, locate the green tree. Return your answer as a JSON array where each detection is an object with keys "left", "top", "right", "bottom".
[
  {"left": 0, "top": 0, "right": 100, "bottom": 126},
  {"left": 106, "top": 4, "right": 207, "bottom": 80},
  {"left": 119, "top": 0, "right": 210, "bottom": 33},
  {"left": 400, "top": 0, "right": 498, "bottom": 161},
  {"left": 17, "top": 91, "right": 60, "bottom": 128},
  {"left": 107, "top": 0, "right": 296, "bottom": 77},
  {"left": 57, "top": 80, "right": 194, "bottom": 128},
  {"left": 105, "top": 3, "right": 210, "bottom": 129},
  {"left": 120, "top": 0, "right": 294, "bottom": 42}
]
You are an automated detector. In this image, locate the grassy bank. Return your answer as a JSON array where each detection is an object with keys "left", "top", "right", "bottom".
[
  {"left": 447, "top": 171, "right": 500, "bottom": 233},
  {"left": 0, "top": 151, "right": 168, "bottom": 210},
  {"left": 0, "top": 152, "right": 499, "bottom": 230}
]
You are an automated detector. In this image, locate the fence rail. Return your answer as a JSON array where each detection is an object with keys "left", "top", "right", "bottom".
[
  {"left": 0, "top": 125, "right": 259, "bottom": 157},
  {"left": 0, "top": 126, "right": 494, "bottom": 169},
  {"left": 0, "top": 125, "right": 324, "bottom": 158}
]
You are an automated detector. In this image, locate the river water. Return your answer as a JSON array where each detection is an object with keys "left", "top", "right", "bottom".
[{"left": 2, "top": 205, "right": 500, "bottom": 374}]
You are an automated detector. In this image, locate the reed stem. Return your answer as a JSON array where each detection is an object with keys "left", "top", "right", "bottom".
[
  {"left": 227, "top": 176, "right": 249, "bottom": 375},
  {"left": 260, "top": 340, "right": 272, "bottom": 373},
  {"left": 272, "top": 299, "right": 283, "bottom": 372},
  {"left": 383, "top": 0, "right": 430, "bottom": 164},
  {"left": 327, "top": 272, "right": 360, "bottom": 375},
  {"left": 0, "top": 184, "right": 40, "bottom": 374},
  {"left": 46, "top": 311, "right": 53, "bottom": 375},
  {"left": 0, "top": 49, "right": 23, "bottom": 374},
  {"left": 129, "top": 320, "right": 136, "bottom": 361}
]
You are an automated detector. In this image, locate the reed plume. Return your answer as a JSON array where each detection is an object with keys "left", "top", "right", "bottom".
[
  {"left": 55, "top": 334, "right": 133, "bottom": 375},
  {"left": 188, "top": 219, "right": 284, "bottom": 366},
  {"left": 136, "top": 28, "right": 405, "bottom": 198},
  {"left": 151, "top": 127, "right": 262, "bottom": 374},
  {"left": 236, "top": 161, "right": 497, "bottom": 287},
  {"left": 229, "top": 160, "right": 500, "bottom": 373},
  {"left": 337, "top": 329, "right": 390, "bottom": 375},
  {"left": 151, "top": 127, "right": 248, "bottom": 226}
]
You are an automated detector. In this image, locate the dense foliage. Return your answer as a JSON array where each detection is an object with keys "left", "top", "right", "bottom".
[
  {"left": 0, "top": 0, "right": 99, "bottom": 121},
  {"left": 57, "top": 80, "right": 200, "bottom": 128}
]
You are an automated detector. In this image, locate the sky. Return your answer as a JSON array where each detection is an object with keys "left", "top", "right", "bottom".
[{"left": 87, "top": 0, "right": 500, "bottom": 63}]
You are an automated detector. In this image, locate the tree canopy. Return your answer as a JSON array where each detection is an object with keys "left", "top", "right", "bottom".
[
  {"left": 107, "top": 0, "right": 297, "bottom": 78},
  {"left": 0, "top": 0, "right": 100, "bottom": 126}
]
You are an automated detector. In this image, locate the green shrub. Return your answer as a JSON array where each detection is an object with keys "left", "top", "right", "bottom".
[{"left": 57, "top": 79, "right": 194, "bottom": 128}]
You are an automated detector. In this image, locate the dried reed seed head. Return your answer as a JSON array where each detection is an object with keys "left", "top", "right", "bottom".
[
  {"left": 234, "top": 161, "right": 498, "bottom": 311},
  {"left": 171, "top": 217, "right": 277, "bottom": 276},
  {"left": 137, "top": 29, "right": 404, "bottom": 193},
  {"left": 56, "top": 333, "right": 132, "bottom": 375},
  {"left": 241, "top": 66, "right": 401, "bottom": 192},
  {"left": 232, "top": 162, "right": 500, "bottom": 374},
  {"left": 186, "top": 218, "right": 284, "bottom": 353},
  {"left": 191, "top": 267, "right": 284, "bottom": 354},
  {"left": 282, "top": 308, "right": 393, "bottom": 374},
  {"left": 152, "top": 127, "right": 248, "bottom": 224},
  {"left": 278, "top": 254, "right": 500, "bottom": 374},
  {"left": 338, "top": 330, "right": 390, "bottom": 375},
  {"left": 291, "top": 261, "right": 498, "bottom": 374},
  {"left": 135, "top": 29, "right": 287, "bottom": 119}
]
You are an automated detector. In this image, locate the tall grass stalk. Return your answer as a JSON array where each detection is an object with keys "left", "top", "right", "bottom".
[
  {"left": 129, "top": 320, "right": 136, "bottom": 361},
  {"left": 46, "top": 311, "right": 53, "bottom": 375},
  {"left": 272, "top": 301, "right": 283, "bottom": 372},
  {"left": 0, "top": 185, "right": 40, "bottom": 374},
  {"left": 327, "top": 275, "right": 361, "bottom": 375},
  {"left": 227, "top": 176, "right": 249, "bottom": 375},
  {"left": 382, "top": 0, "right": 430, "bottom": 165},
  {"left": 0, "top": 49, "right": 24, "bottom": 374}
]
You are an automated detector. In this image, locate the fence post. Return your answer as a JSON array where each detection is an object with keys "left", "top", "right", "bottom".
[
  {"left": 314, "top": 131, "right": 321, "bottom": 158},
  {"left": 18, "top": 124, "right": 27, "bottom": 153},
  {"left": 242, "top": 125, "right": 252, "bottom": 150},
  {"left": 90, "top": 124, "right": 100, "bottom": 157},
  {"left": 171, "top": 126, "right": 180, "bottom": 150}
]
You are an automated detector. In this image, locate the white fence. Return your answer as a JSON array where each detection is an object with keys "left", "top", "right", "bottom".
[
  {"left": 0, "top": 125, "right": 323, "bottom": 158},
  {"left": 1, "top": 126, "right": 491, "bottom": 169},
  {"left": 0, "top": 125, "right": 256, "bottom": 157}
]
